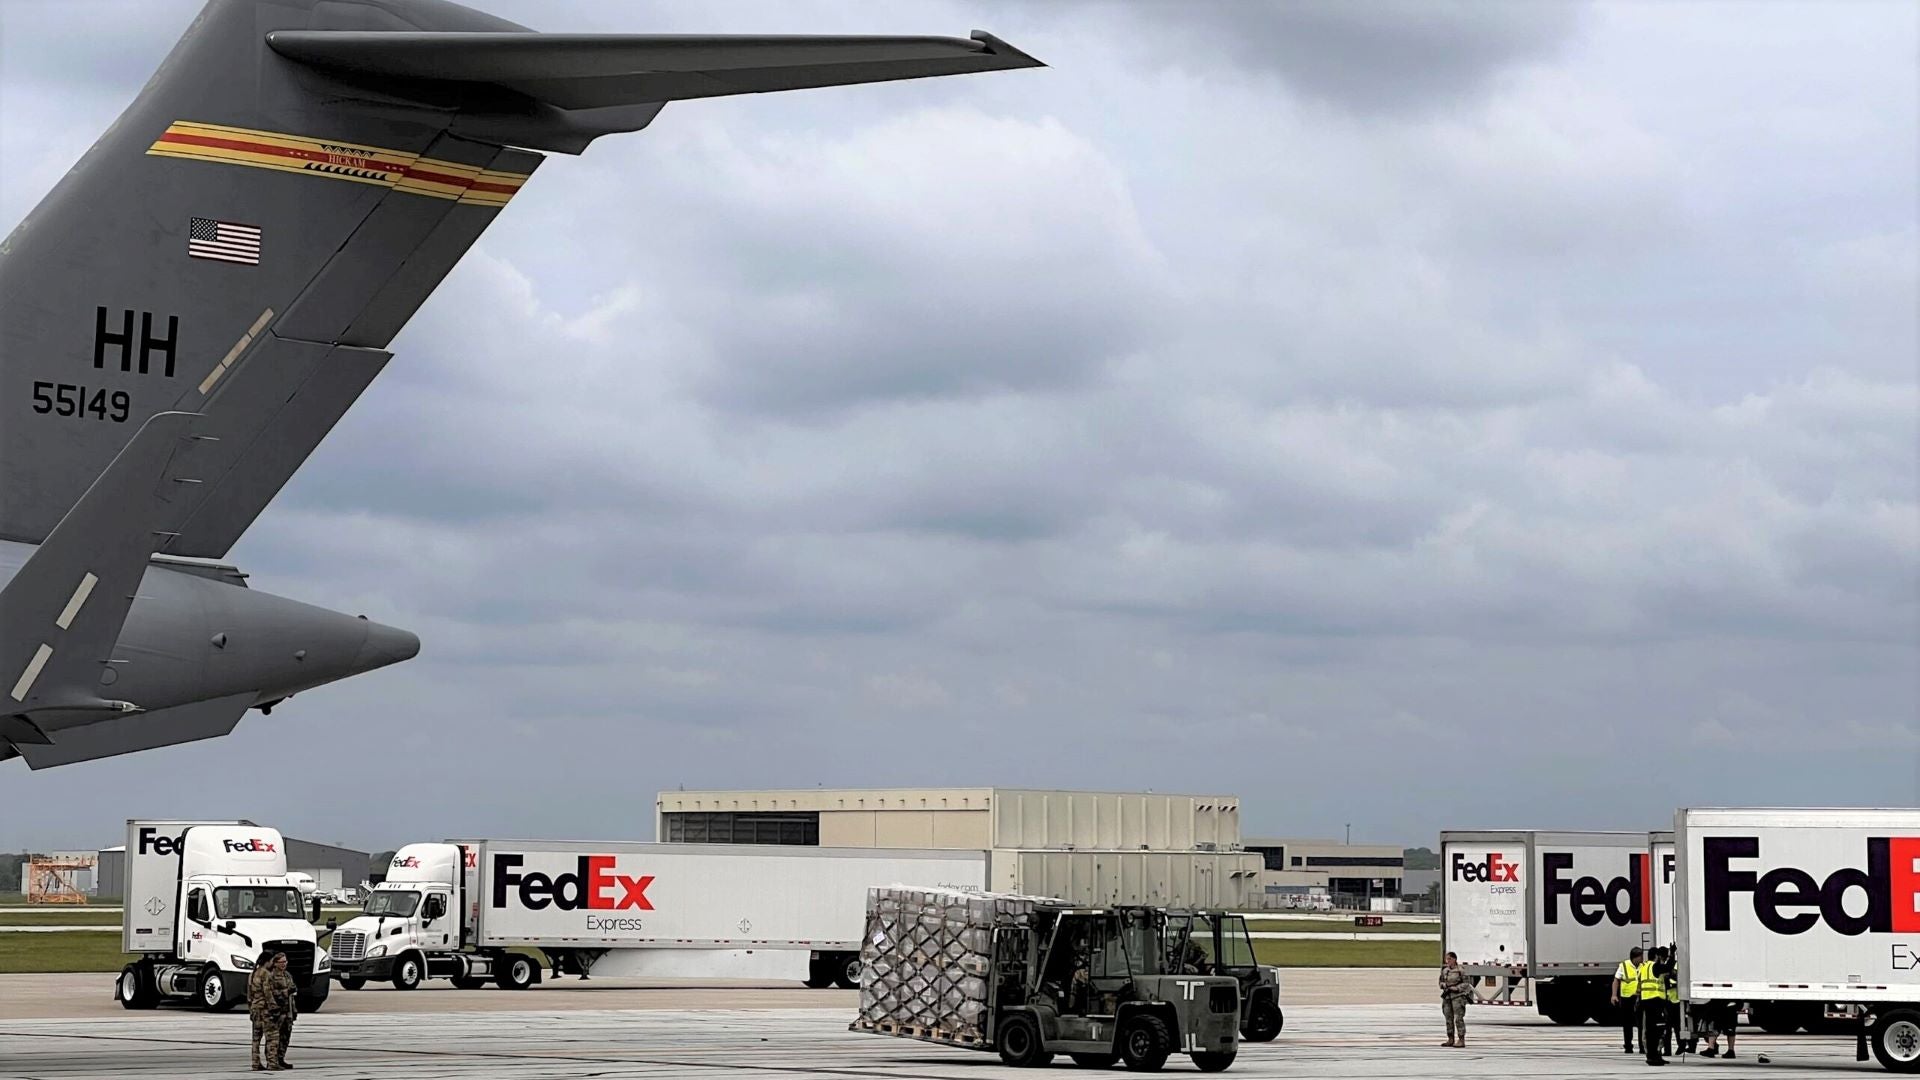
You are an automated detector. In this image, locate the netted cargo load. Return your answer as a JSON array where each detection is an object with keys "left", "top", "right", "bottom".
[{"left": 853, "top": 885, "right": 1050, "bottom": 1045}]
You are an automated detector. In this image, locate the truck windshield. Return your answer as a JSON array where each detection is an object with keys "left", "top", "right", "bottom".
[
  {"left": 214, "top": 887, "right": 304, "bottom": 919},
  {"left": 364, "top": 890, "right": 420, "bottom": 917}
]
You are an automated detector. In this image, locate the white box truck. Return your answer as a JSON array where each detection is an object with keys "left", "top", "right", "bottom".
[
  {"left": 1649, "top": 830, "right": 1676, "bottom": 952},
  {"left": 115, "top": 819, "right": 330, "bottom": 1012},
  {"left": 1675, "top": 807, "right": 1920, "bottom": 1072},
  {"left": 328, "top": 840, "right": 987, "bottom": 992},
  {"left": 1441, "top": 829, "right": 1654, "bottom": 1025}
]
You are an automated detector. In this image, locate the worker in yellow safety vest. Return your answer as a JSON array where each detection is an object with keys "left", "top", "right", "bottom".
[
  {"left": 1639, "top": 946, "right": 1675, "bottom": 1066},
  {"left": 1611, "top": 946, "right": 1644, "bottom": 1054}
]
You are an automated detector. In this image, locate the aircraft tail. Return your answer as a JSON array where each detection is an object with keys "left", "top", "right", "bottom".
[{"left": 0, "top": 0, "right": 1041, "bottom": 557}]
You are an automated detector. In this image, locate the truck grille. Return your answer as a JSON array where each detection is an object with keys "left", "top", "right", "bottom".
[
  {"left": 267, "top": 941, "right": 316, "bottom": 986},
  {"left": 1210, "top": 985, "right": 1239, "bottom": 1014},
  {"left": 330, "top": 930, "right": 366, "bottom": 962}
]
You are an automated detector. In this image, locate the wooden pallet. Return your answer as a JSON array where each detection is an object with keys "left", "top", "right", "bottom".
[{"left": 849, "top": 1019, "right": 985, "bottom": 1048}]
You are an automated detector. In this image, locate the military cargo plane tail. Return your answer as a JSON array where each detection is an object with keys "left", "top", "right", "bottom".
[{"left": 0, "top": 0, "right": 1039, "bottom": 767}]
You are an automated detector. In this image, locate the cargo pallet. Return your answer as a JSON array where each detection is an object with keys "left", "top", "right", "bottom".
[{"left": 849, "top": 1018, "right": 984, "bottom": 1048}]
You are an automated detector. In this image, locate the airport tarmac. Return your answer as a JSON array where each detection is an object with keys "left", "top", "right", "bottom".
[{"left": 0, "top": 972, "right": 1881, "bottom": 1079}]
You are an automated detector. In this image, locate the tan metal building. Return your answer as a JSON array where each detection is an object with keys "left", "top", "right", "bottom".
[{"left": 656, "top": 788, "right": 1261, "bottom": 908}]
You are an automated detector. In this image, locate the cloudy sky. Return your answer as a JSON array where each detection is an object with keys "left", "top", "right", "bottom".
[{"left": 1, "top": 0, "right": 1914, "bottom": 854}]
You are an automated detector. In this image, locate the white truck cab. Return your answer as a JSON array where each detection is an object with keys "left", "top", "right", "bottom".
[
  {"left": 116, "top": 819, "right": 330, "bottom": 1012},
  {"left": 329, "top": 842, "right": 530, "bottom": 991}
]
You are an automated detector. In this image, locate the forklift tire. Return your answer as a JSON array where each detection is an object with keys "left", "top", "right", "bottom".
[
  {"left": 1871, "top": 1009, "right": 1920, "bottom": 1074},
  {"left": 1119, "top": 1014, "right": 1172, "bottom": 1072},
  {"left": 1192, "top": 1050, "right": 1236, "bottom": 1073},
  {"left": 996, "top": 1013, "right": 1052, "bottom": 1068},
  {"left": 1242, "top": 999, "right": 1283, "bottom": 1042},
  {"left": 833, "top": 954, "right": 862, "bottom": 990},
  {"left": 117, "top": 964, "right": 158, "bottom": 1009},
  {"left": 1069, "top": 1053, "right": 1118, "bottom": 1068},
  {"left": 450, "top": 976, "right": 488, "bottom": 991},
  {"left": 338, "top": 976, "right": 367, "bottom": 991},
  {"left": 392, "top": 953, "right": 424, "bottom": 991},
  {"left": 496, "top": 954, "right": 537, "bottom": 991}
]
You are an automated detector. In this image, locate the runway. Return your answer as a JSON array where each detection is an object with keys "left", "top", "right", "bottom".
[{"left": 0, "top": 972, "right": 1881, "bottom": 1079}]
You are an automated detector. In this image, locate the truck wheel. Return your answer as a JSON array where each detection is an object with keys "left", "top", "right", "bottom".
[
  {"left": 1242, "top": 999, "right": 1283, "bottom": 1042},
  {"left": 199, "top": 966, "right": 236, "bottom": 1012},
  {"left": 496, "top": 954, "right": 536, "bottom": 991},
  {"left": 1069, "top": 1053, "right": 1118, "bottom": 1068},
  {"left": 450, "top": 976, "right": 488, "bottom": 990},
  {"left": 1872, "top": 1010, "right": 1920, "bottom": 1074},
  {"left": 1192, "top": 1051, "right": 1236, "bottom": 1073},
  {"left": 338, "top": 976, "right": 367, "bottom": 990},
  {"left": 997, "top": 1013, "right": 1051, "bottom": 1067},
  {"left": 833, "top": 954, "right": 863, "bottom": 990},
  {"left": 296, "top": 992, "right": 326, "bottom": 1014},
  {"left": 392, "top": 953, "right": 424, "bottom": 991},
  {"left": 117, "top": 964, "right": 158, "bottom": 1010},
  {"left": 1119, "top": 1014, "right": 1172, "bottom": 1072}
]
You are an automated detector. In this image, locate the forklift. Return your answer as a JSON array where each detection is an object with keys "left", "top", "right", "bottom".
[{"left": 1163, "top": 910, "right": 1285, "bottom": 1042}]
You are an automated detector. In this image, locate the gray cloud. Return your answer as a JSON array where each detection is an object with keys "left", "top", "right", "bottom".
[{"left": 0, "top": 0, "right": 1914, "bottom": 850}]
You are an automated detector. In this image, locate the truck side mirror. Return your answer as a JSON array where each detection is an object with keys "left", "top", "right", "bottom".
[{"left": 310, "top": 896, "right": 323, "bottom": 923}]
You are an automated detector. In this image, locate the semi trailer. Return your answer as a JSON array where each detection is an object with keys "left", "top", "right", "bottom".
[
  {"left": 1675, "top": 807, "right": 1920, "bottom": 1073},
  {"left": 328, "top": 840, "right": 987, "bottom": 991},
  {"left": 1440, "top": 829, "right": 1654, "bottom": 1025},
  {"left": 114, "top": 819, "right": 330, "bottom": 1012}
]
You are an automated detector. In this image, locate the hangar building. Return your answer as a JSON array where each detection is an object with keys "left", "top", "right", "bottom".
[{"left": 656, "top": 787, "right": 1263, "bottom": 909}]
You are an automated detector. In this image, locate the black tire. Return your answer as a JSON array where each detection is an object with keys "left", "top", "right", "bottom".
[
  {"left": 804, "top": 956, "right": 834, "bottom": 989},
  {"left": 496, "top": 953, "right": 536, "bottom": 991},
  {"left": 338, "top": 976, "right": 367, "bottom": 990},
  {"left": 1119, "top": 1014, "right": 1172, "bottom": 1072},
  {"left": 1070, "top": 1053, "right": 1118, "bottom": 1068},
  {"left": 997, "top": 1013, "right": 1050, "bottom": 1067},
  {"left": 1242, "top": 998, "right": 1283, "bottom": 1042},
  {"left": 1872, "top": 1009, "right": 1920, "bottom": 1074},
  {"left": 199, "top": 965, "right": 236, "bottom": 1012},
  {"left": 296, "top": 992, "right": 325, "bottom": 1013},
  {"left": 833, "top": 953, "right": 862, "bottom": 991},
  {"left": 1193, "top": 1051, "right": 1236, "bottom": 1073},
  {"left": 392, "top": 952, "right": 424, "bottom": 991},
  {"left": 117, "top": 964, "right": 158, "bottom": 1010},
  {"left": 450, "top": 976, "right": 488, "bottom": 990}
]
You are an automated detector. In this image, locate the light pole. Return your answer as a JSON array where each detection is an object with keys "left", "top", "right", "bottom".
[{"left": 1345, "top": 823, "right": 1350, "bottom": 845}]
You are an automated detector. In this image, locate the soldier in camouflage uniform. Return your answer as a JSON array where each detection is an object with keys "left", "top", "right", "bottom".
[
  {"left": 263, "top": 951, "right": 299, "bottom": 1070},
  {"left": 247, "top": 951, "right": 279, "bottom": 1070},
  {"left": 1439, "top": 951, "right": 1473, "bottom": 1048}
]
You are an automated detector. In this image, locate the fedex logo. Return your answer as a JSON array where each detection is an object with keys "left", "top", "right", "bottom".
[
  {"left": 491, "top": 855, "right": 654, "bottom": 912},
  {"left": 137, "top": 827, "right": 185, "bottom": 856},
  {"left": 1451, "top": 851, "right": 1520, "bottom": 883},
  {"left": 1702, "top": 836, "right": 1920, "bottom": 936},
  {"left": 392, "top": 856, "right": 421, "bottom": 868},
  {"left": 222, "top": 838, "right": 277, "bottom": 853},
  {"left": 462, "top": 847, "right": 477, "bottom": 870},
  {"left": 1544, "top": 852, "right": 1649, "bottom": 926},
  {"left": 1660, "top": 852, "right": 1676, "bottom": 886}
]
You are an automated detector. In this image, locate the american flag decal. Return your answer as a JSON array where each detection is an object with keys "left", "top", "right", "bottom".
[{"left": 188, "top": 217, "right": 261, "bottom": 265}]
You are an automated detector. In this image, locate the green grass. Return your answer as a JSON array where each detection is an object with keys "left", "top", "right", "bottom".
[
  {"left": 0, "top": 910, "right": 126, "bottom": 926},
  {"left": 1255, "top": 937, "right": 1438, "bottom": 968},
  {"left": 1246, "top": 918, "right": 1438, "bottom": 936},
  {"left": 0, "top": 931, "right": 138, "bottom": 974}
]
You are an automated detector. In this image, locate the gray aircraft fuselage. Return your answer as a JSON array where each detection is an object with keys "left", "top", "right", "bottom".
[{"left": 0, "top": 541, "right": 417, "bottom": 734}]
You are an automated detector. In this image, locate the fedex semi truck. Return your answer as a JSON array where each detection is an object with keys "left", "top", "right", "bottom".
[
  {"left": 328, "top": 840, "right": 987, "bottom": 991},
  {"left": 115, "top": 819, "right": 330, "bottom": 1012},
  {"left": 1676, "top": 808, "right": 1920, "bottom": 1073},
  {"left": 1440, "top": 829, "right": 1654, "bottom": 1025}
]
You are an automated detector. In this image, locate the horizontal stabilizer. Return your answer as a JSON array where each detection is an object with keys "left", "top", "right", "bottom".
[
  {"left": 14, "top": 692, "right": 254, "bottom": 769},
  {"left": 266, "top": 30, "right": 1044, "bottom": 111}
]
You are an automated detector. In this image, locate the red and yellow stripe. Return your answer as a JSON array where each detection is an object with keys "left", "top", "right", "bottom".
[{"left": 147, "top": 121, "right": 529, "bottom": 207}]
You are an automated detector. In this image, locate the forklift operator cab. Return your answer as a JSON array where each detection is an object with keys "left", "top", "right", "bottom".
[
  {"left": 1165, "top": 911, "right": 1286, "bottom": 1043},
  {"left": 993, "top": 907, "right": 1241, "bottom": 1071}
]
